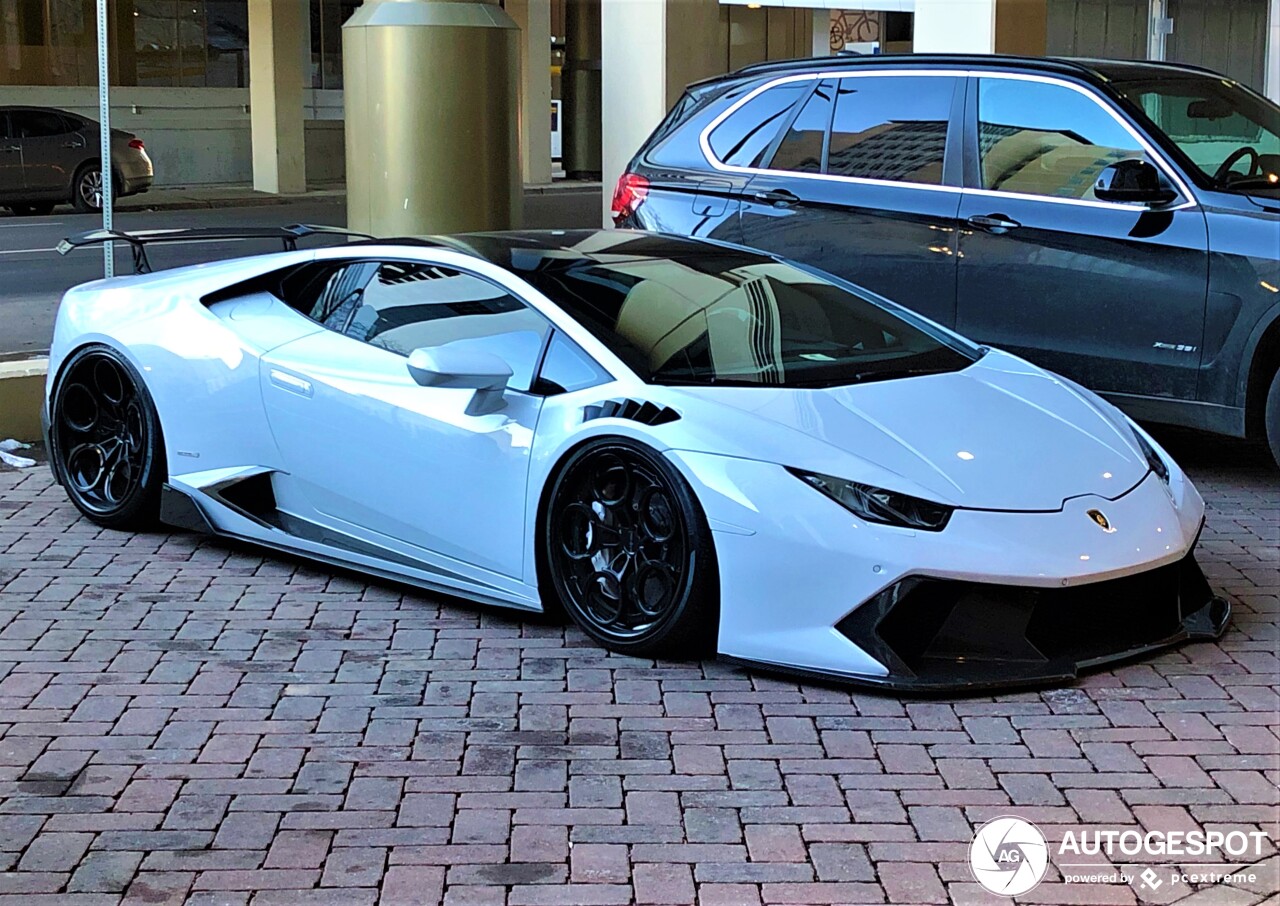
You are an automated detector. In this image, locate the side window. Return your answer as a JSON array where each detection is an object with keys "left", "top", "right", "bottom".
[
  {"left": 278, "top": 261, "right": 377, "bottom": 332},
  {"left": 768, "top": 80, "right": 834, "bottom": 174},
  {"left": 827, "top": 76, "right": 955, "bottom": 185},
  {"left": 537, "top": 331, "right": 611, "bottom": 394},
  {"left": 347, "top": 262, "right": 551, "bottom": 392},
  {"left": 977, "top": 78, "right": 1150, "bottom": 199},
  {"left": 707, "top": 82, "right": 806, "bottom": 168},
  {"left": 11, "top": 110, "right": 72, "bottom": 138}
]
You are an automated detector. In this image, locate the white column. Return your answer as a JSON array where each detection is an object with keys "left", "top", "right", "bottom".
[
  {"left": 601, "top": 0, "right": 668, "bottom": 225},
  {"left": 913, "top": 0, "right": 996, "bottom": 53},
  {"left": 508, "top": 0, "right": 554, "bottom": 185},
  {"left": 249, "top": 0, "right": 306, "bottom": 194},
  {"left": 1268, "top": 0, "right": 1280, "bottom": 102}
]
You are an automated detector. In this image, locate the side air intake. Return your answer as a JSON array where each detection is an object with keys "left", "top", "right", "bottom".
[{"left": 583, "top": 399, "right": 681, "bottom": 426}]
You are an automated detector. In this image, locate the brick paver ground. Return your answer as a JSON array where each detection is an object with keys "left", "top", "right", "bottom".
[{"left": 0, "top": 429, "right": 1275, "bottom": 906}]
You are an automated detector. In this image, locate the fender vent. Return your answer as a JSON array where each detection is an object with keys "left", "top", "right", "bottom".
[{"left": 583, "top": 399, "right": 681, "bottom": 426}]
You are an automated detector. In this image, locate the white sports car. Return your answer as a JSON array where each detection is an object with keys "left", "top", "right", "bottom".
[{"left": 46, "top": 226, "right": 1228, "bottom": 690}]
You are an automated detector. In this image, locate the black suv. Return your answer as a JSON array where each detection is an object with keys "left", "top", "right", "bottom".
[{"left": 616, "top": 54, "right": 1280, "bottom": 466}]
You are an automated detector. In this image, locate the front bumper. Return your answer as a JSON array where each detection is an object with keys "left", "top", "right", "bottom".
[{"left": 670, "top": 451, "right": 1228, "bottom": 693}]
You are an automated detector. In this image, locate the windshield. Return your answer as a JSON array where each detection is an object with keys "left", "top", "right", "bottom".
[
  {"left": 520, "top": 253, "right": 976, "bottom": 388},
  {"left": 1116, "top": 77, "right": 1280, "bottom": 194}
]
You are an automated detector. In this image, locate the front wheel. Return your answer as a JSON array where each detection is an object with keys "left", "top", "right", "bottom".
[
  {"left": 543, "top": 438, "right": 718, "bottom": 658},
  {"left": 1265, "top": 367, "right": 1280, "bottom": 469},
  {"left": 49, "top": 346, "right": 165, "bottom": 530}
]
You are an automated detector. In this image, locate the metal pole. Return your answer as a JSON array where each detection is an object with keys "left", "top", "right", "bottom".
[{"left": 96, "top": 0, "right": 113, "bottom": 277}]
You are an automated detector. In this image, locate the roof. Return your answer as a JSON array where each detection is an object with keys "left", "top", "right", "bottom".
[
  {"left": 391, "top": 229, "right": 768, "bottom": 271},
  {"left": 701, "top": 52, "right": 1225, "bottom": 88}
]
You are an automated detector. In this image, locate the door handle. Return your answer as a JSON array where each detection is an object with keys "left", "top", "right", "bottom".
[
  {"left": 61, "top": 141, "right": 82, "bottom": 149},
  {"left": 269, "top": 369, "right": 313, "bottom": 397},
  {"left": 752, "top": 188, "right": 801, "bottom": 208},
  {"left": 967, "top": 213, "right": 1021, "bottom": 234}
]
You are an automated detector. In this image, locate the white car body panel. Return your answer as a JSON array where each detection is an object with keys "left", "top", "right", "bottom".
[{"left": 45, "top": 231, "right": 1226, "bottom": 690}]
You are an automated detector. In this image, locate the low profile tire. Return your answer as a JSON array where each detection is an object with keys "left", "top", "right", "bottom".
[
  {"left": 72, "top": 163, "right": 104, "bottom": 212},
  {"left": 49, "top": 345, "right": 165, "bottom": 530},
  {"left": 7, "top": 202, "right": 54, "bottom": 216},
  {"left": 543, "top": 438, "right": 718, "bottom": 658},
  {"left": 1266, "top": 367, "right": 1280, "bottom": 469}
]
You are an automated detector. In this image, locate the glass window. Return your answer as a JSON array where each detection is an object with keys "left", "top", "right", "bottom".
[
  {"left": 769, "top": 80, "right": 834, "bottom": 174},
  {"left": 513, "top": 253, "right": 974, "bottom": 389},
  {"left": 346, "top": 263, "right": 550, "bottom": 392},
  {"left": 826, "top": 76, "right": 954, "bottom": 185},
  {"left": 977, "top": 78, "right": 1149, "bottom": 199},
  {"left": 537, "top": 331, "right": 611, "bottom": 394},
  {"left": 10, "top": 110, "right": 73, "bottom": 138},
  {"left": 707, "top": 82, "right": 806, "bottom": 168},
  {"left": 1116, "top": 77, "right": 1280, "bottom": 195}
]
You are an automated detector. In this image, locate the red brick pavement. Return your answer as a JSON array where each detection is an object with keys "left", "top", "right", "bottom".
[{"left": 0, "top": 430, "right": 1275, "bottom": 905}]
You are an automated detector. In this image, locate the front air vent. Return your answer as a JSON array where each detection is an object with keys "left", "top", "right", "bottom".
[{"left": 583, "top": 399, "right": 681, "bottom": 426}]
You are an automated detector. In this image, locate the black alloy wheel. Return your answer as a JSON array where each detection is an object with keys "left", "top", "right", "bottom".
[
  {"left": 50, "top": 346, "right": 164, "bottom": 529},
  {"left": 544, "top": 438, "right": 717, "bottom": 657}
]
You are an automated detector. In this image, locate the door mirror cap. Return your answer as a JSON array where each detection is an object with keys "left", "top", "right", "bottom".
[
  {"left": 1094, "top": 159, "right": 1179, "bottom": 206},
  {"left": 407, "top": 344, "right": 513, "bottom": 415}
]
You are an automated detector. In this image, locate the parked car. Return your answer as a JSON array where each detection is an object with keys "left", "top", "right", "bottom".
[
  {"left": 616, "top": 55, "right": 1280, "bottom": 466},
  {"left": 46, "top": 226, "right": 1225, "bottom": 690},
  {"left": 0, "top": 105, "right": 152, "bottom": 215}
]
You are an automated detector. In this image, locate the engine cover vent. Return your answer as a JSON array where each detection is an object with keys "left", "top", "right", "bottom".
[{"left": 583, "top": 399, "right": 681, "bottom": 426}]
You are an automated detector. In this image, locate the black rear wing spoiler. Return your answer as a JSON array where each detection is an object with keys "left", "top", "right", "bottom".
[{"left": 56, "top": 223, "right": 374, "bottom": 275}]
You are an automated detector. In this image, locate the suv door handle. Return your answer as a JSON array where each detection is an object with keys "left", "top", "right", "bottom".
[
  {"left": 752, "top": 188, "right": 801, "bottom": 208},
  {"left": 967, "top": 213, "right": 1021, "bottom": 234}
]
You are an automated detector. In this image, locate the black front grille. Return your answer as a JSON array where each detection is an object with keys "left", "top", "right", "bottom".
[{"left": 838, "top": 549, "right": 1220, "bottom": 685}]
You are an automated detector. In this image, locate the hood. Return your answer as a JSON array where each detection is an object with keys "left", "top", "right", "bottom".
[{"left": 668, "top": 352, "right": 1150, "bottom": 512}]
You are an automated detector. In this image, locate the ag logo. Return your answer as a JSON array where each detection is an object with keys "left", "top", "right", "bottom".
[
  {"left": 969, "top": 816, "right": 1049, "bottom": 896},
  {"left": 1087, "top": 509, "right": 1116, "bottom": 533}
]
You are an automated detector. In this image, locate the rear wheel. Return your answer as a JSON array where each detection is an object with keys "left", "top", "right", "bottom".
[
  {"left": 1265, "top": 367, "right": 1280, "bottom": 468},
  {"left": 543, "top": 438, "right": 718, "bottom": 658},
  {"left": 49, "top": 346, "right": 165, "bottom": 530},
  {"left": 72, "top": 163, "right": 104, "bottom": 212}
]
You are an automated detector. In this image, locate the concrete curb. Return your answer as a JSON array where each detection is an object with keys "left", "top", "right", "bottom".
[{"left": 0, "top": 358, "right": 48, "bottom": 443}]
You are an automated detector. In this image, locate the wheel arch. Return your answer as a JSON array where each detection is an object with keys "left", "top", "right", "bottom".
[{"left": 1242, "top": 307, "right": 1280, "bottom": 439}]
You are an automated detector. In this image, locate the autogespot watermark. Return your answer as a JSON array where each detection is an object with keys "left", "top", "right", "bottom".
[{"left": 968, "top": 817, "right": 1270, "bottom": 898}]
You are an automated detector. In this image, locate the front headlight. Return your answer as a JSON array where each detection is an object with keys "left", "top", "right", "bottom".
[
  {"left": 788, "top": 468, "right": 953, "bottom": 531},
  {"left": 1131, "top": 427, "right": 1170, "bottom": 484}
]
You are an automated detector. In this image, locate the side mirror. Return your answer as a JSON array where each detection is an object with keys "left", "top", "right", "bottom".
[
  {"left": 1094, "top": 159, "right": 1178, "bottom": 206},
  {"left": 406, "top": 344, "right": 513, "bottom": 416}
]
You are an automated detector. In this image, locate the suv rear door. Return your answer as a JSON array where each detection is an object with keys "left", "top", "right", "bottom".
[
  {"left": 11, "top": 109, "right": 84, "bottom": 196},
  {"left": 734, "top": 71, "right": 965, "bottom": 327},
  {"left": 954, "top": 73, "right": 1209, "bottom": 401}
]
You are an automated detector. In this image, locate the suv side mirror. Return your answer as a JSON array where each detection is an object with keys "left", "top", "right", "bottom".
[
  {"left": 407, "top": 344, "right": 513, "bottom": 416},
  {"left": 1094, "top": 159, "right": 1178, "bottom": 206}
]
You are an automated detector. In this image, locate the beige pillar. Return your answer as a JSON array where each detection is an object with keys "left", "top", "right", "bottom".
[
  {"left": 249, "top": 0, "right": 307, "bottom": 195},
  {"left": 601, "top": 0, "right": 668, "bottom": 225},
  {"left": 914, "top": 0, "right": 996, "bottom": 53},
  {"left": 508, "top": 0, "right": 553, "bottom": 185}
]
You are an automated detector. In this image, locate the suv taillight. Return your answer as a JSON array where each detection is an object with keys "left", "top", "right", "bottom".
[
  {"left": 128, "top": 138, "right": 145, "bottom": 150},
  {"left": 611, "top": 172, "right": 649, "bottom": 225}
]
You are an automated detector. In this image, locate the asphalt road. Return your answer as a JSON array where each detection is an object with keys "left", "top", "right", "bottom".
[{"left": 0, "top": 190, "right": 601, "bottom": 356}]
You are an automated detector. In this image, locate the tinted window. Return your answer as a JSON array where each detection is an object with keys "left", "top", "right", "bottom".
[
  {"left": 1116, "top": 77, "right": 1280, "bottom": 193},
  {"left": 11, "top": 110, "right": 72, "bottom": 138},
  {"left": 707, "top": 82, "right": 805, "bottom": 167},
  {"left": 537, "top": 331, "right": 611, "bottom": 393},
  {"left": 826, "top": 76, "right": 954, "bottom": 184},
  {"left": 978, "top": 79, "right": 1149, "bottom": 199},
  {"left": 346, "top": 262, "right": 550, "bottom": 391},
  {"left": 515, "top": 254, "right": 974, "bottom": 389},
  {"left": 769, "top": 81, "right": 833, "bottom": 174}
]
